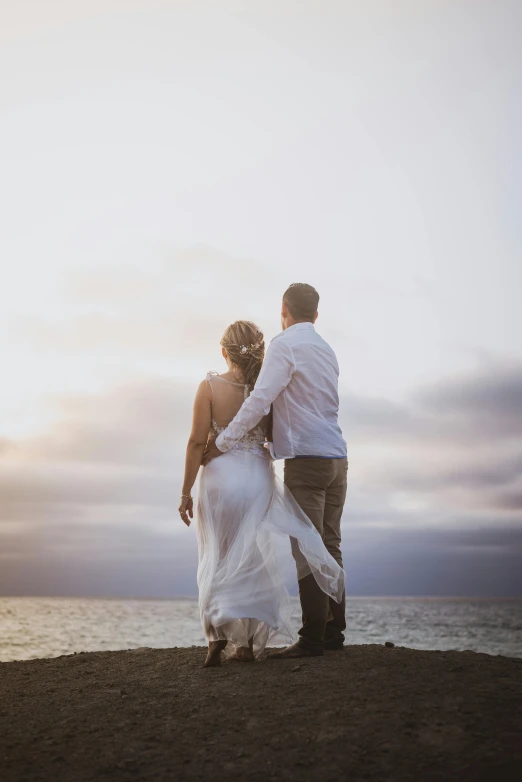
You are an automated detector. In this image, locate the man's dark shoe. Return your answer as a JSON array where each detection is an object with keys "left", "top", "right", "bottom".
[
  {"left": 324, "top": 638, "right": 345, "bottom": 651},
  {"left": 270, "top": 642, "right": 324, "bottom": 659}
]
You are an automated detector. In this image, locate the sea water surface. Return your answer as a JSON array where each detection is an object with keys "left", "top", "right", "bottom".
[{"left": 1, "top": 597, "right": 521, "bottom": 662}]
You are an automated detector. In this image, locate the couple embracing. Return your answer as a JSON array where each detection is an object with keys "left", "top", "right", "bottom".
[{"left": 179, "top": 283, "right": 348, "bottom": 667}]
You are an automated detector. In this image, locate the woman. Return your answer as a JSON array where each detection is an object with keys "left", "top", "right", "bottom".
[{"left": 179, "top": 320, "right": 344, "bottom": 667}]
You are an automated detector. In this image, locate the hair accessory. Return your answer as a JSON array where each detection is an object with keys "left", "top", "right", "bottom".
[{"left": 239, "top": 342, "right": 261, "bottom": 355}]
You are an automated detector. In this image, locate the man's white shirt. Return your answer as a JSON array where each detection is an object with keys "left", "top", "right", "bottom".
[{"left": 215, "top": 322, "right": 347, "bottom": 460}]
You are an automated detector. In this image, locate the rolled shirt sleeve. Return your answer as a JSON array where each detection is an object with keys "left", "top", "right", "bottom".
[{"left": 215, "top": 338, "right": 295, "bottom": 453}]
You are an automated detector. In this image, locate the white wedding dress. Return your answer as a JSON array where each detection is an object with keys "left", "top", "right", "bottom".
[{"left": 196, "top": 371, "right": 345, "bottom": 657}]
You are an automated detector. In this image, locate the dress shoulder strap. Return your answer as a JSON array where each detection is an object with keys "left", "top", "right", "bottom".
[{"left": 205, "top": 370, "right": 220, "bottom": 398}]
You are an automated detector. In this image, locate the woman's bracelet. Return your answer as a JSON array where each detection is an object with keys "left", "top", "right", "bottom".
[{"left": 181, "top": 493, "right": 192, "bottom": 500}]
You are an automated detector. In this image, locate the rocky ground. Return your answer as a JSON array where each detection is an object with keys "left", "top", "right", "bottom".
[{"left": 1, "top": 644, "right": 521, "bottom": 781}]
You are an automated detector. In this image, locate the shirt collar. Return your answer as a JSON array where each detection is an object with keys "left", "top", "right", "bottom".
[
  {"left": 271, "top": 321, "right": 315, "bottom": 343},
  {"left": 284, "top": 322, "right": 315, "bottom": 333}
]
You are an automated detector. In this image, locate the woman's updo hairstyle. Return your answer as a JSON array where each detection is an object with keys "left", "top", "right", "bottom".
[{"left": 220, "top": 320, "right": 265, "bottom": 389}]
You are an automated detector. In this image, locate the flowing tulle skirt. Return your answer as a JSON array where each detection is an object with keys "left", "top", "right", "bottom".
[{"left": 196, "top": 448, "right": 344, "bottom": 657}]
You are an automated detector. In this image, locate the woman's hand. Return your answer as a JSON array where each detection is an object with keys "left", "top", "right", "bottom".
[
  {"left": 201, "top": 438, "right": 224, "bottom": 466},
  {"left": 178, "top": 495, "right": 193, "bottom": 527}
]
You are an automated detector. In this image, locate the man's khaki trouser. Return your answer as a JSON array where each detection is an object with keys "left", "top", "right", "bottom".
[{"left": 284, "top": 456, "right": 348, "bottom": 652}]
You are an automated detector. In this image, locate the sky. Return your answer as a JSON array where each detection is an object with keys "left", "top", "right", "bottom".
[{"left": 1, "top": 0, "right": 521, "bottom": 597}]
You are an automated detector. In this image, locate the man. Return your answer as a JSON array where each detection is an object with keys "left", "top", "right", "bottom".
[{"left": 203, "top": 283, "right": 348, "bottom": 658}]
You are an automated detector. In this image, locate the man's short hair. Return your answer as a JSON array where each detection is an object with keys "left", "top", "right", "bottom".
[{"left": 283, "top": 283, "right": 319, "bottom": 322}]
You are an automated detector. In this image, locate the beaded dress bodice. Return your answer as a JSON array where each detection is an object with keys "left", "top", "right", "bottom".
[{"left": 206, "top": 371, "right": 268, "bottom": 458}]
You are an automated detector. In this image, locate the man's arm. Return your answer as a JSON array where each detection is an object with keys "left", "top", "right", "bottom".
[{"left": 215, "top": 338, "right": 295, "bottom": 453}]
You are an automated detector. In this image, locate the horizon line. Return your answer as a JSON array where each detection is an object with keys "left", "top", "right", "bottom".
[{"left": 2, "top": 595, "right": 521, "bottom": 601}]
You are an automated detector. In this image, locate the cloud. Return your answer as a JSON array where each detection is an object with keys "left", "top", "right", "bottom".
[
  {"left": 342, "top": 361, "right": 522, "bottom": 444},
  {"left": 382, "top": 461, "right": 522, "bottom": 497},
  {"left": 419, "top": 363, "right": 522, "bottom": 438},
  {"left": 1, "top": 518, "right": 520, "bottom": 598},
  {"left": 0, "top": 464, "right": 174, "bottom": 508},
  {"left": 0, "top": 378, "right": 196, "bottom": 544},
  {"left": 495, "top": 491, "right": 522, "bottom": 511},
  {"left": 24, "top": 377, "right": 195, "bottom": 467},
  {"left": 0, "top": 520, "right": 199, "bottom": 598},
  {"left": 335, "top": 361, "right": 522, "bottom": 538},
  {"left": 420, "top": 363, "right": 522, "bottom": 418},
  {"left": 14, "top": 246, "right": 277, "bottom": 357},
  {"left": 342, "top": 523, "right": 522, "bottom": 598},
  {"left": 1, "top": 357, "right": 521, "bottom": 595}
]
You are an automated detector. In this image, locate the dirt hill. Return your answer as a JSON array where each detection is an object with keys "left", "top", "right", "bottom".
[{"left": 1, "top": 644, "right": 521, "bottom": 781}]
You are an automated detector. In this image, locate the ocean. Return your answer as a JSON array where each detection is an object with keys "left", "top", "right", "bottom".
[{"left": 1, "top": 596, "right": 521, "bottom": 662}]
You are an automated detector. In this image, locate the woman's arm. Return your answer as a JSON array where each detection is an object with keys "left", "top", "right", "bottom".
[{"left": 178, "top": 379, "right": 212, "bottom": 526}]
